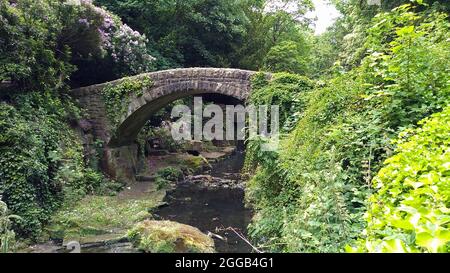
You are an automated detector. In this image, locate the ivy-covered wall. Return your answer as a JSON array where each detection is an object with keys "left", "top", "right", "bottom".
[
  {"left": 101, "top": 76, "right": 153, "bottom": 133},
  {"left": 0, "top": 92, "right": 108, "bottom": 238}
]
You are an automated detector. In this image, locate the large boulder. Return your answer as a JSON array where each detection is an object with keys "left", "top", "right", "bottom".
[{"left": 127, "top": 220, "right": 215, "bottom": 253}]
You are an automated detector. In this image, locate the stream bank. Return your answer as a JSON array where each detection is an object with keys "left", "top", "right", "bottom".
[{"left": 22, "top": 146, "right": 253, "bottom": 253}]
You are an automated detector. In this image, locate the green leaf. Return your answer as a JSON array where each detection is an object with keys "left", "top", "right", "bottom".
[
  {"left": 416, "top": 230, "right": 450, "bottom": 253},
  {"left": 396, "top": 26, "right": 415, "bottom": 36},
  {"left": 382, "top": 239, "right": 407, "bottom": 253}
]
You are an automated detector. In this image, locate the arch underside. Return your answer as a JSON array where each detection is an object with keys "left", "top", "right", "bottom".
[{"left": 109, "top": 80, "right": 250, "bottom": 147}]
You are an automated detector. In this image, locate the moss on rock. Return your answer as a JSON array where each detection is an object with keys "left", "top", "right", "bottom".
[{"left": 127, "top": 220, "right": 215, "bottom": 253}]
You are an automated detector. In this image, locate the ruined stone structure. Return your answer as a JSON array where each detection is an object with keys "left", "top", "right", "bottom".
[{"left": 70, "top": 68, "right": 259, "bottom": 182}]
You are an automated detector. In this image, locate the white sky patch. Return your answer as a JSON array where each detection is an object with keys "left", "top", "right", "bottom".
[{"left": 307, "top": 0, "right": 340, "bottom": 35}]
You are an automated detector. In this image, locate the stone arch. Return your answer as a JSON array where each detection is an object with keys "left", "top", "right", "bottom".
[
  {"left": 113, "top": 81, "right": 249, "bottom": 146},
  {"left": 71, "top": 68, "right": 257, "bottom": 147}
]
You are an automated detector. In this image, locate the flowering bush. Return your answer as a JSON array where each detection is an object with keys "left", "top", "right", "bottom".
[
  {"left": 107, "top": 23, "right": 155, "bottom": 77},
  {"left": 73, "top": 0, "right": 155, "bottom": 77},
  {"left": 0, "top": 0, "right": 73, "bottom": 89},
  {"left": 64, "top": 0, "right": 155, "bottom": 84},
  {"left": 0, "top": 0, "right": 155, "bottom": 89}
]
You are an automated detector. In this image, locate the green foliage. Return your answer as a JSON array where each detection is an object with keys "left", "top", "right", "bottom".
[
  {"left": 308, "top": 31, "right": 340, "bottom": 78},
  {"left": 249, "top": 72, "right": 314, "bottom": 131},
  {"left": 361, "top": 4, "right": 450, "bottom": 128},
  {"left": 155, "top": 167, "right": 184, "bottom": 190},
  {"left": 70, "top": 2, "right": 156, "bottom": 85},
  {"left": 349, "top": 107, "right": 450, "bottom": 253},
  {"left": 0, "top": 0, "right": 154, "bottom": 240},
  {"left": 0, "top": 200, "right": 21, "bottom": 253},
  {"left": 0, "top": 0, "right": 74, "bottom": 90},
  {"left": 247, "top": 73, "right": 374, "bottom": 252},
  {"left": 95, "top": 0, "right": 248, "bottom": 68},
  {"left": 235, "top": 0, "right": 313, "bottom": 72},
  {"left": 94, "top": 0, "right": 315, "bottom": 71},
  {"left": 326, "top": 0, "right": 450, "bottom": 71},
  {"left": 0, "top": 92, "right": 107, "bottom": 238},
  {"left": 263, "top": 40, "right": 310, "bottom": 75},
  {"left": 0, "top": 0, "right": 155, "bottom": 89},
  {"left": 0, "top": 0, "right": 448, "bottom": 253},
  {"left": 137, "top": 122, "right": 182, "bottom": 156},
  {"left": 101, "top": 76, "right": 152, "bottom": 131},
  {"left": 156, "top": 167, "right": 184, "bottom": 182},
  {"left": 245, "top": 6, "right": 449, "bottom": 253}
]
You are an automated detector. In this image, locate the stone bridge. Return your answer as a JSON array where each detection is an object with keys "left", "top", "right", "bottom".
[
  {"left": 71, "top": 68, "right": 257, "bottom": 147},
  {"left": 70, "top": 68, "right": 259, "bottom": 182}
]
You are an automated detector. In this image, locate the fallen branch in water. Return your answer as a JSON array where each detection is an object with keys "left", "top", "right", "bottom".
[
  {"left": 217, "top": 226, "right": 264, "bottom": 253},
  {"left": 207, "top": 231, "right": 227, "bottom": 242}
]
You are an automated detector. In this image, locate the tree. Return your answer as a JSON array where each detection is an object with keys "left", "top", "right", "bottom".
[
  {"left": 234, "top": 0, "right": 314, "bottom": 71},
  {"left": 94, "top": 0, "right": 248, "bottom": 68},
  {"left": 263, "top": 40, "right": 310, "bottom": 74},
  {"left": 0, "top": 0, "right": 73, "bottom": 90},
  {"left": 0, "top": 0, "right": 155, "bottom": 89},
  {"left": 325, "top": 0, "right": 450, "bottom": 70}
]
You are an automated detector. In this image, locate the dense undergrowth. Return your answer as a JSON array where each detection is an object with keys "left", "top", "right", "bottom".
[
  {"left": 0, "top": 0, "right": 154, "bottom": 244},
  {"left": 245, "top": 4, "right": 449, "bottom": 252},
  {"left": 0, "top": 0, "right": 448, "bottom": 254},
  {"left": 0, "top": 92, "right": 110, "bottom": 239},
  {"left": 351, "top": 106, "right": 450, "bottom": 253}
]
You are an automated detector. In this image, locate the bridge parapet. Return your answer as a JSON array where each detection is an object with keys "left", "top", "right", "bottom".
[{"left": 71, "top": 68, "right": 255, "bottom": 97}]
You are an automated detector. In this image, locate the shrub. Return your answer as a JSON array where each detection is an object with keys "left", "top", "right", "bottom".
[
  {"left": 0, "top": 200, "right": 20, "bottom": 253},
  {"left": 156, "top": 167, "right": 184, "bottom": 182},
  {"left": 0, "top": 92, "right": 106, "bottom": 238},
  {"left": 0, "top": 0, "right": 74, "bottom": 90},
  {"left": 0, "top": 0, "right": 155, "bottom": 89},
  {"left": 245, "top": 5, "right": 449, "bottom": 252},
  {"left": 246, "top": 73, "right": 373, "bottom": 252},
  {"left": 249, "top": 72, "right": 314, "bottom": 132},
  {"left": 263, "top": 40, "right": 310, "bottom": 75},
  {"left": 65, "top": 0, "right": 156, "bottom": 80},
  {"left": 349, "top": 107, "right": 450, "bottom": 253},
  {"left": 69, "top": 0, "right": 156, "bottom": 84},
  {"left": 155, "top": 167, "right": 184, "bottom": 190}
]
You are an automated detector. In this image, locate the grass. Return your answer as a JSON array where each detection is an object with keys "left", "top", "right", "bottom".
[{"left": 47, "top": 190, "right": 166, "bottom": 240}]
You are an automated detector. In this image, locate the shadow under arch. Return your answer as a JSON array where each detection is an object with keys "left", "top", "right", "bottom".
[{"left": 109, "top": 86, "right": 248, "bottom": 147}]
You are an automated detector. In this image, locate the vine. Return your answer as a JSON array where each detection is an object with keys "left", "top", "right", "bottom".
[{"left": 101, "top": 76, "right": 153, "bottom": 131}]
